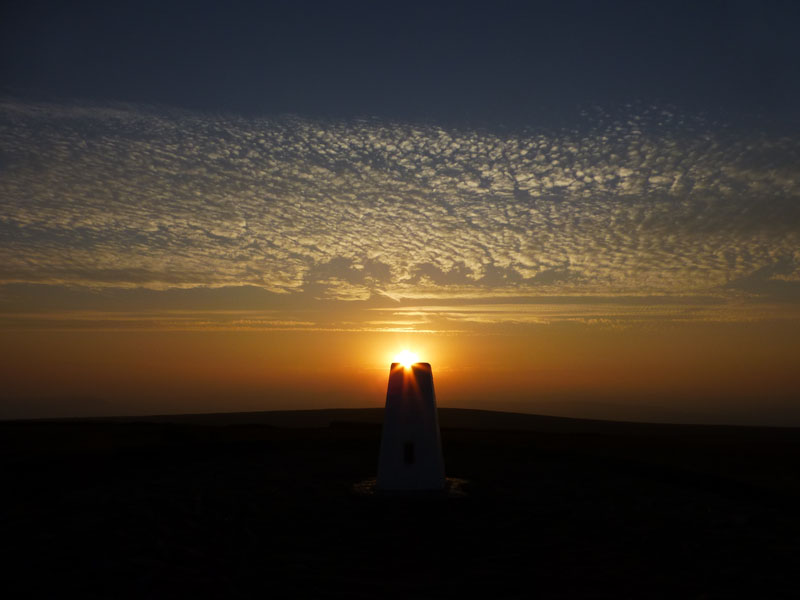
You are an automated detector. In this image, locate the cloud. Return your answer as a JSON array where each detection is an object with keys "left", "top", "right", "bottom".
[
  {"left": 726, "top": 256, "right": 800, "bottom": 301},
  {"left": 0, "top": 99, "right": 799, "bottom": 327}
]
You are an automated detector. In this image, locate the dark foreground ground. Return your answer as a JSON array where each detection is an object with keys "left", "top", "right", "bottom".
[{"left": 3, "top": 408, "right": 800, "bottom": 598}]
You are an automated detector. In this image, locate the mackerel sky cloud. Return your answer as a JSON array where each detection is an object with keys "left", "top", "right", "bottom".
[{"left": 2, "top": 100, "right": 799, "bottom": 330}]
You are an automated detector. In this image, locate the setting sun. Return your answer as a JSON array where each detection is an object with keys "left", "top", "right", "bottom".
[{"left": 394, "top": 350, "right": 419, "bottom": 368}]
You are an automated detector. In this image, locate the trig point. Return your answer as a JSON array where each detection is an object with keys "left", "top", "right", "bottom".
[{"left": 377, "top": 362, "right": 446, "bottom": 491}]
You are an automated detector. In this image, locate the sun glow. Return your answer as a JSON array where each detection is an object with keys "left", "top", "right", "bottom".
[{"left": 394, "top": 349, "right": 419, "bottom": 368}]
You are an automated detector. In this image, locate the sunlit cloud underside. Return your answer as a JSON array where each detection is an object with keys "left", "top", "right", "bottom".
[{"left": 1, "top": 100, "right": 799, "bottom": 330}]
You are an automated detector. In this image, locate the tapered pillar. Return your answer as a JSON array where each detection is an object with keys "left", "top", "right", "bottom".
[{"left": 377, "top": 362, "right": 445, "bottom": 491}]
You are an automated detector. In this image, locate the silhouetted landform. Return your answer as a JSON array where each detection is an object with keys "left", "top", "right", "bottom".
[
  {"left": 4, "top": 408, "right": 800, "bottom": 598},
  {"left": 29, "top": 405, "right": 800, "bottom": 437}
]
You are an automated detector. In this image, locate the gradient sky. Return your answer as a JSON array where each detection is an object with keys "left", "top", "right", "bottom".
[{"left": 2, "top": 1, "right": 799, "bottom": 423}]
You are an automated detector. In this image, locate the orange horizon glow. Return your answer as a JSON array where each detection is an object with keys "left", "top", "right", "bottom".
[{"left": 2, "top": 321, "right": 799, "bottom": 426}]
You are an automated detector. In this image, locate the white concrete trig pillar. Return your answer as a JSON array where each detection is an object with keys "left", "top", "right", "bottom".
[{"left": 377, "top": 362, "right": 445, "bottom": 491}]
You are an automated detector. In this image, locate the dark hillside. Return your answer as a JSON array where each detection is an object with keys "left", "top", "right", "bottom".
[{"left": 3, "top": 410, "right": 799, "bottom": 598}]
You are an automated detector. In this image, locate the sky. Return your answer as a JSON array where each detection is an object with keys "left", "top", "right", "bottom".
[{"left": 1, "top": 1, "right": 799, "bottom": 423}]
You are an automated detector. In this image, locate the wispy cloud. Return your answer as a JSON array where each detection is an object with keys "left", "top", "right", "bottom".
[{"left": 371, "top": 300, "right": 800, "bottom": 327}]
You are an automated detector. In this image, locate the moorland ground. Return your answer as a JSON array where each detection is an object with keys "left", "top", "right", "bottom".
[{"left": 3, "top": 408, "right": 799, "bottom": 598}]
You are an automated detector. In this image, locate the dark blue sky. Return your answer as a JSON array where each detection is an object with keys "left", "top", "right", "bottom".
[{"left": 3, "top": 0, "right": 799, "bottom": 124}]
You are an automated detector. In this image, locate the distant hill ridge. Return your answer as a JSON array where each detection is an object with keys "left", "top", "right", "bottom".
[{"left": 25, "top": 407, "right": 800, "bottom": 438}]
